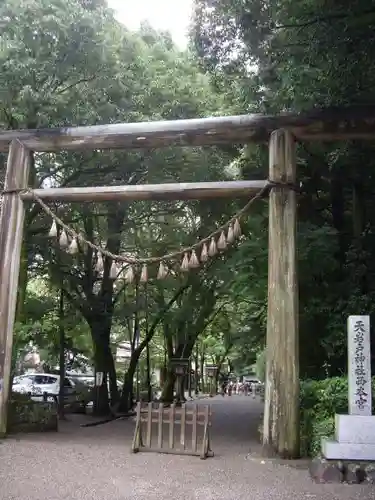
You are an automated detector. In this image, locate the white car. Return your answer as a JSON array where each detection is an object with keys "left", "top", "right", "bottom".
[{"left": 12, "top": 373, "right": 90, "bottom": 410}]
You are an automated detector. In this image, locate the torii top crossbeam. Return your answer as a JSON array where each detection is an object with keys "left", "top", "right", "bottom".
[{"left": 0, "top": 105, "right": 375, "bottom": 152}]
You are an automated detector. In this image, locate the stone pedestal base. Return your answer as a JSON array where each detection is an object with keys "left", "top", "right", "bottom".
[
  {"left": 309, "top": 457, "right": 375, "bottom": 484},
  {"left": 336, "top": 414, "right": 375, "bottom": 444},
  {"left": 322, "top": 414, "right": 375, "bottom": 460},
  {"left": 322, "top": 440, "right": 375, "bottom": 460}
]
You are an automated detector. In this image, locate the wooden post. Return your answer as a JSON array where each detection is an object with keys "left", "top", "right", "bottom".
[
  {"left": 263, "top": 129, "right": 299, "bottom": 458},
  {"left": 169, "top": 403, "right": 175, "bottom": 449},
  {"left": 0, "top": 140, "right": 30, "bottom": 437}
]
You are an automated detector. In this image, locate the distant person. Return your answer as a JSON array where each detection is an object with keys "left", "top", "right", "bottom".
[
  {"left": 227, "top": 381, "right": 233, "bottom": 396},
  {"left": 220, "top": 381, "right": 226, "bottom": 396}
]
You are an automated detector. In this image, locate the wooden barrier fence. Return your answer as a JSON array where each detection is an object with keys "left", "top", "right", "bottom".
[{"left": 131, "top": 402, "right": 213, "bottom": 459}]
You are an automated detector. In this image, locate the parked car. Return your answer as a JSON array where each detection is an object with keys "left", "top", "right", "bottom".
[
  {"left": 67, "top": 375, "right": 124, "bottom": 412},
  {"left": 12, "top": 373, "right": 91, "bottom": 412}
]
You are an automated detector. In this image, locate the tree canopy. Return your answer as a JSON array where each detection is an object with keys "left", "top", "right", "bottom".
[{"left": 191, "top": 0, "right": 375, "bottom": 378}]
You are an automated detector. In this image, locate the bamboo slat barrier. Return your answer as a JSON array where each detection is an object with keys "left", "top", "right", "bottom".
[{"left": 131, "top": 402, "right": 213, "bottom": 459}]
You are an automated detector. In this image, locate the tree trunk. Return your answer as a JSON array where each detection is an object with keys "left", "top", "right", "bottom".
[
  {"left": 119, "top": 372, "right": 134, "bottom": 413},
  {"left": 194, "top": 344, "right": 199, "bottom": 394},
  {"left": 200, "top": 349, "right": 205, "bottom": 393},
  {"left": 92, "top": 339, "right": 110, "bottom": 416},
  {"left": 178, "top": 375, "right": 186, "bottom": 402},
  {"left": 15, "top": 240, "right": 28, "bottom": 321},
  {"left": 91, "top": 319, "right": 118, "bottom": 416},
  {"left": 160, "top": 370, "right": 176, "bottom": 402},
  {"left": 58, "top": 287, "right": 65, "bottom": 420},
  {"left": 118, "top": 351, "right": 139, "bottom": 412},
  {"left": 107, "top": 349, "right": 119, "bottom": 404},
  {"left": 330, "top": 171, "right": 346, "bottom": 269},
  {"left": 215, "top": 346, "right": 232, "bottom": 386}
]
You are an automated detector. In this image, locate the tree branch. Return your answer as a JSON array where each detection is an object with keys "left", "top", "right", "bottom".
[
  {"left": 55, "top": 75, "right": 97, "bottom": 95},
  {"left": 136, "top": 284, "right": 191, "bottom": 356},
  {"left": 274, "top": 7, "right": 375, "bottom": 30},
  {"left": 62, "top": 287, "right": 90, "bottom": 318}
]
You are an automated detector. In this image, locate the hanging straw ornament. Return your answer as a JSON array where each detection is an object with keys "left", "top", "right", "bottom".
[
  {"left": 208, "top": 237, "right": 217, "bottom": 257},
  {"left": 109, "top": 261, "right": 118, "bottom": 279},
  {"left": 200, "top": 243, "right": 208, "bottom": 262},
  {"left": 95, "top": 253, "right": 104, "bottom": 272},
  {"left": 233, "top": 218, "right": 242, "bottom": 238},
  {"left": 217, "top": 231, "right": 227, "bottom": 251},
  {"left": 68, "top": 237, "right": 78, "bottom": 255},
  {"left": 189, "top": 250, "right": 199, "bottom": 269},
  {"left": 140, "top": 264, "right": 148, "bottom": 283},
  {"left": 48, "top": 220, "right": 58, "bottom": 238},
  {"left": 59, "top": 229, "right": 69, "bottom": 249},
  {"left": 180, "top": 253, "right": 189, "bottom": 271},
  {"left": 157, "top": 262, "right": 168, "bottom": 280},
  {"left": 124, "top": 266, "right": 134, "bottom": 284},
  {"left": 227, "top": 224, "right": 235, "bottom": 244}
]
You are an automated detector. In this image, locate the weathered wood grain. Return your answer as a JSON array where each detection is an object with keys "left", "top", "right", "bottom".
[
  {"left": 0, "top": 140, "right": 30, "bottom": 436},
  {"left": 20, "top": 180, "right": 267, "bottom": 203},
  {"left": 132, "top": 401, "right": 213, "bottom": 459},
  {"left": 0, "top": 105, "right": 374, "bottom": 152},
  {"left": 263, "top": 129, "right": 299, "bottom": 459}
]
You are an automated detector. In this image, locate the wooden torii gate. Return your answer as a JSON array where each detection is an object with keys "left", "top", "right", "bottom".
[{"left": 0, "top": 105, "right": 374, "bottom": 457}]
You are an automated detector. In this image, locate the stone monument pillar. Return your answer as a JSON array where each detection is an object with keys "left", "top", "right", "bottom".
[{"left": 322, "top": 315, "right": 375, "bottom": 460}]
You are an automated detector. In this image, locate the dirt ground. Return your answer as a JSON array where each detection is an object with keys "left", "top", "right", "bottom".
[{"left": 0, "top": 395, "right": 373, "bottom": 500}]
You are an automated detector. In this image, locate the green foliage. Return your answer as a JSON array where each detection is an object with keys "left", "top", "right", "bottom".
[
  {"left": 300, "top": 377, "right": 375, "bottom": 457},
  {"left": 1, "top": 0, "right": 242, "bottom": 412},
  {"left": 190, "top": 0, "right": 375, "bottom": 378},
  {"left": 255, "top": 350, "right": 265, "bottom": 382},
  {"left": 8, "top": 394, "right": 58, "bottom": 433}
]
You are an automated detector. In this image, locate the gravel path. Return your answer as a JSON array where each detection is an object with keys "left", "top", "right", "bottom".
[{"left": 0, "top": 395, "right": 373, "bottom": 499}]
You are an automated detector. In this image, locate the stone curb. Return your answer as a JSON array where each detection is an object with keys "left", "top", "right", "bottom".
[{"left": 309, "top": 457, "right": 375, "bottom": 484}]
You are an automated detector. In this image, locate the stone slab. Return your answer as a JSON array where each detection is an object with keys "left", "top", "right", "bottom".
[
  {"left": 322, "top": 439, "right": 375, "bottom": 460},
  {"left": 347, "top": 315, "right": 372, "bottom": 416},
  {"left": 335, "top": 414, "right": 375, "bottom": 444}
]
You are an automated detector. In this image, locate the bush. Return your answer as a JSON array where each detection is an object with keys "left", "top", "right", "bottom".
[
  {"left": 7, "top": 393, "right": 58, "bottom": 433},
  {"left": 255, "top": 349, "right": 266, "bottom": 382},
  {"left": 300, "top": 376, "right": 375, "bottom": 457}
]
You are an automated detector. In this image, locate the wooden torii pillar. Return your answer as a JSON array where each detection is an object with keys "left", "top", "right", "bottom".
[
  {"left": 263, "top": 129, "right": 299, "bottom": 458},
  {"left": 0, "top": 140, "right": 30, "bottom": 437}
]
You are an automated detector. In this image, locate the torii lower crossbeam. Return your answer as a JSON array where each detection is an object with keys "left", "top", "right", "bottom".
[{"left": 20, "top": 180, "right": 267, "bottom": 202}]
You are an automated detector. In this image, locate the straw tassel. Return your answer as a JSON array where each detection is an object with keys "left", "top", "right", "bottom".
[
  {"left": 48, "top": 220, "right": 58, "bottom": 238},
  {"left": 124, "top": 266, "right": 134, "bottom": 284},
  {"left": 189, "top": 250, "right": 199, "bottom": 269},
  {"left": 140, "top": 264, "right": 148, "bottom": 283},
  {"left": 95, "top": 253, "right": 104, "bottom": 272},
  {"left": 59, "top": 229, "right": 68, "bottom": 249},
  {"left": 227, "top": 224, "right": 235, "bottom": 244},
  {"left": 109, "top": 261, "right": 118, "bottom": 279},
  {"left": 68, "top": 237, "right": 78, "bottom": 254},
  {"left": 208, "top": 237, "right": 217, "bottom": 257},
  {"left": 181, "top": 253, "right": 189, "bottom": 271},
  {"left": 217, "top": 231, "right": 227, "bottom": 251},
  {"left": 200, "top": 243, "right": 208, "bottom": 262},
  {"left": 157, "top": 262, "right": 168, "bottom": 280},
  {"left": 233, "top": 218, "right": 241, "bottom": 237}
]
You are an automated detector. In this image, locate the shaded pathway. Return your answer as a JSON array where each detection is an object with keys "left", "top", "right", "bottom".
[
  {"left": 0, "top": 395, "right": 373, "bottom": 499},
  {"left": 208, "top": 394, "right": 264, "bottom": 455}
]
